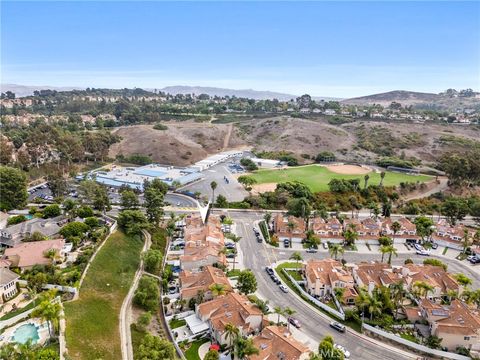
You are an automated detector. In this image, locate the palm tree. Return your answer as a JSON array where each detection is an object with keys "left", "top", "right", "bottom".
[
  {"left": 284, "top": 307, "right": 296, "bottom": 330},
  {"left": 31, "top": 296, "right": 62, "bottom": 338},
  {"left": 343, "top": 225, "right": 358, "bottom": 247},
  {"left": 254, "top": 298, "right": 270, "bottom": 315},
  {"left": 209, "top": 283, "right": 226, "bottom": 297},
  {"left": 385, "top": 244, "right": 398, "bottom": 265},
  {"left": 210, "top": 181, "right": 218, "bottom": 205},
  {"left": 196, "top": 289, "right": 205, "bottom": 304},
  {"left": 461, "top": 229, "right": 471, "bottom": 254},
  {"left": 355, "top": 288, "right": 371, "bottom": 320},
  {"left": 228, "top": 234, "right": 242, "bottom": 270},
  {"left": 287, "top": 221, "right": 296, "bottom": 241},
  {"left": 234, "top": 337, "right": 259, "bottom": 359},
  {"left": 413, "top": 281, "right": 434, "bottom": 299},
  {"left": 390, "top": 281, "right": 405, "bottom": 318},
  {"left": 224, "top": 322, "right": 240, "bottom": 350},
  {"left": 273, "top": 306, "right": 284, "bottom": 325},
  {"left": 290, "top": 251, "right": 303, "bottom": 270},
  {"left": 364, "top": 174, "right": 370, "bottom": 189},
  {"left": 368, "top": 293, "right": 383, "bottom": 320},
  {"left": 379, "top": 245, "right": 389, "bottom": 263},
  {"left": 329, "top": 243, "right": 344, "bottom": 260},
  {"left": 334, "top": 287, "right": 346, "bottom": 304},
  {"left": 379, "top": 171, "right": 386, "bottom": 186},
  {"left": 454, "top": 273, "right": 472, "bottom": 287},
  {"left": 391, "top": 221, "right": 401, "bottom": 237}
]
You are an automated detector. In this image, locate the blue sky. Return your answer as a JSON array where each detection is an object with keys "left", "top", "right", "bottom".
[{"left": 2, "top": 1, "right": 479, "bottom": 97}]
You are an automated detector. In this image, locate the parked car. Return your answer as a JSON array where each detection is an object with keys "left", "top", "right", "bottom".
[
  {"left": 323, "top": 242, "right": 329, "bottom": 250},
  {"left": 414, "top": 243, "right": 423, "bottom": 251},
  {"left": 253, "top": 228, "right": 260, "bottom": 236},
  {"left": 257, "top": 236, "right": 263, "bottom": 243},
  {"left": 284, "top": 239, "right": 290, "bottom": 248},
  {"left": 467, "top": 255, "right": 476, "bottom": 262},
  {"left": 271, "top": 275, "right": 281, "bottom": 285},
  {"left": 430, "top": 242, "right": 438, "bottom": 249},
  {"left": 406, "top": 239, "right": 417, "bottom": 245},
  {"left": 334, "top": 344, "right": 350, "bottom": 358},
  {"left": 265, "top": 267, "right": 274, "bottom": 276},
  {"left": 225, "top": 243, "right": 236, "bottom": 249},
  {"left": 226, "top": 253, "right": 236, "bottom": 259},
  {"left": 306, "top": 247, "right": 317, "bottom": 253},
  {"left": 469, "top": 256, "right": 480, "bottom": 264},
  {"left": 416, "top": 249, "right": 430, "bottom": 256},
  {"left": 288, "top": 317, "right": 301, "bottom": 328},
  {"left": 329, "top": 322, "right": 346, "bottom": 333},
  {"left": 279, "top": 285, "right": 289, "bottom": 293}
]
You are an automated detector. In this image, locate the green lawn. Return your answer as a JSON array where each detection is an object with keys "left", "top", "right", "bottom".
[
  {"left": 169, "top": 318, "right": 187, "bottom": 329},
  {"left": 249, "top": 165, "right": 431, "bottom": 192},
  {"left": 185, "top": 338, "right": 209, "bottom": 360},
  {"left": 64, "top": 230, "right": 144, "bottom": 360}
]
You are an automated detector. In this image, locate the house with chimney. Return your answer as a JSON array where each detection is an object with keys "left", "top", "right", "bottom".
[
  {"left": 352, "top": 262, "right": 403, "bottom": 295},
  {"left": 196, "top": 293, "right": 263, "bottom": 346},
  {"left": 304, "top": 259, "right": 357, "bottom": 305},
  {"left": 248, "top": 326, "right": 311, "bottom": 360},
  {"left": 179, "top": 265, "right": 232, "bottom": 303},
  {"left": 309, "top": 217, "right": 343, "bottom": 241},
  {"left": 273, "top": 214, "right": 306, "bottom": 243}
]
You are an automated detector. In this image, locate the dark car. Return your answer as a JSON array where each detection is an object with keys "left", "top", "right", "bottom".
[
  {"left": 329, "top": 321, "right": 346, "bottom": 333},
  {"left": 225, "top": 243, "right": 236, "bottom": 249},
  {"left": 226, "top": 253, "right": 236, "bottom": 259},
  {"left": 271, "top": 275, "right": 281, "bottom": 285},
  {"left": 306, "top": 247, "right": 317, "bottom": 253},
  {"left": 284, "top": 239, "right": 291, "bottom": 248},
  {"left": 288, "top": 317, "right": 301, "bottom": 328},
  {"left": 470, "top": 256, "right": 480, "bottom": 264},
  {"left": 265, "top": 266, "right": 274, "bottom": 276},
  {"left": 257, "top": 236, "right": 263, "bottom": 243}
]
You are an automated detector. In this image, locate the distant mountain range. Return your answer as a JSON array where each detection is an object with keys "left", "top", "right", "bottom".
[
  {"left": 342, "top": 90, "right": 479, "bottom": 110},
  {"left": 0, "top": 84, "right": 83, "bottom": 97},
  {"left": 157, "top": 85, "right": 340, "bottom": 101},
  {"left": 0, "top": 83, "right": 339, "bottom": 101}
]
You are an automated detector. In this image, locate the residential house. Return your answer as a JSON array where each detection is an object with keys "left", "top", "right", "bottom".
[
  {"left": 196, "top": 293, "right": 263, "bottom": 346},
  {"left": 309, "top": 217, "right": 342, "bottom": 241},
  {"left": 180, "top": 215, "right": 226, "bottom": 271},
  {"left": 324, "top": 109, "right": 336, "bottom": 116},
  {"left": 0, "top": 216, "right": 65, "bottom": 247},
  {"left": 3, "top": 239, "right": 66, "bottom": 270},
  {"left": 432, "top": 219, "right": 476, "bottom": 247},
  {"left": 0, "top": 267, "right": 20, "bottom": 303},
  {"left": 304, "top": 259, "right": 357, "bottom": 305},
  {"left": 179, "top": 265, "right": 233, "bottom": 302},
  {"left": 381, "top": 217, "right": 417, "bottom": 240},
  {"left": 419, "top": 299, "right": 480, "bottom": 351},
  {"left": 352, "top": 262, "right": 403, "bottom": 295},
  {"left": 248, "top": 326, "right": 310, "bottom": 360},
  {"left": 401, "top": 264, "right": 460, "bottom": 301},
  {"left": 273, "top": 214, "right": 306, "bottom": 243},
  {"left": 343, "top": 218, "right": 381, "bottom": 241}
]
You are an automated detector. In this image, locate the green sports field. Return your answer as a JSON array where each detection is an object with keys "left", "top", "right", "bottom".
[{"left": 248, "top": 165, "right": 431, "bottom": 192}]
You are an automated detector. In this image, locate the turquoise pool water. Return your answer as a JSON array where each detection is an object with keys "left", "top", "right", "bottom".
[
  {"left": 13, "top": 324, "right": 40, "bottom": 344},
  {"left": 25, "top": 214, "right": 34, "bottom": 220}
]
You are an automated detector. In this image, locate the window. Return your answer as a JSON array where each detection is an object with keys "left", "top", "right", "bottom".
[{"left": 464, "top": 336, "right": 470, "bottom": 341}]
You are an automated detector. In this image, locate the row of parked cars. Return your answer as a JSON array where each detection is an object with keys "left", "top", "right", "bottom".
[
  {"left": 467, "top": 255, "right": 480, "bottom": 264},
  {"left": 264, "top": 266, "right": 289, "bottom": 293}
]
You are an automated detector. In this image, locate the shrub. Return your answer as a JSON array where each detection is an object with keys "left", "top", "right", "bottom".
[
  {"left": 7, "top": 215, "right": 27, "bottom": 226},
  {"left": 133, "top": 276, "right": 160, "bottom": 312},
  {"left": 153, "top": 123, "right": 168, "bottom": 130},
  {"left": 43, "top": 204, "right": 61, "bottom": 218},
  {"left": 59, "top": 221, "right": 89, "bottom": 240},
  {"left": 84, "top": 216, "right": 100, "bottom": 228},
  {"left": 77, "top": 206, "right": 94, "bottom": 218}
]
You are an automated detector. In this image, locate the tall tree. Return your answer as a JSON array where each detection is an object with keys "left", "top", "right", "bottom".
[
  {"left": 210, "top": 181, "right": 218, "bottom": 204},
  {"left": 0, "top": 166, "right": 28, "bottom": 211},
  {"left": 121, "top": 189, "right": 140, "bottom": 210},
  {"left": 329, "top": 243, "right": 344, "bottom": 260}
]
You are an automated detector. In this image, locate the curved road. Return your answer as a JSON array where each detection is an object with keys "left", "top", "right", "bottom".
[{"left": 228, "top": 211, "right": 479, "bottom": 360}]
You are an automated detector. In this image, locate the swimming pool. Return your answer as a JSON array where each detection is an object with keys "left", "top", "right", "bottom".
[{"left": 13, "top": 323, "right": 40, "bottom": 344}]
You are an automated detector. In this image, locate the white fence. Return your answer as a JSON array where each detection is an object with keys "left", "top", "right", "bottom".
[
  {"left": 282, "top": 268, "right": 345, "bottom": 320},
  {"left": 362, "top": 323, "right": 471, "bottom": 360}
]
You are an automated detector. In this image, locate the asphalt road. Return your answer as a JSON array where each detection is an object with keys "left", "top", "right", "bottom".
[{"left": 222, "top": 210, "right": 480, "bottom": 360}]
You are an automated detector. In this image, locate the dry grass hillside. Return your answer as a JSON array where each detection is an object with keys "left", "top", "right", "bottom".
[
  {"left": 108, "top": 122, "right": 246, "bottom": 165},
  {"left": 108, "top": 117, "right": 480, "bottom": 166}
]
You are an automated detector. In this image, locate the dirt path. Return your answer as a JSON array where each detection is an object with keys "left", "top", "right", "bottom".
[
  {"left": 120, "top": 230, "right": 151, "bottom": 360},
  {"left": 223, "top": 123, "right": 233, "bottom": 150},
  {"left": 404, "top": 176, "right": 449, "bottom": 201}
]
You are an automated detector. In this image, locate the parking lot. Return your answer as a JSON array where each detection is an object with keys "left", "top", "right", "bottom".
[{"left": 181, "top": 162, "right": 248, "bottom": 203}]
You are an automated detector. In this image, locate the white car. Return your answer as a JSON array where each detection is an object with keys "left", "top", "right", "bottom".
[
  {"left": 416, "top": 249, "right": 430, "bottom": 256},
  {"left": 334, "top": 344, "right": 350, "bottom": 358},
  {"left": 279, "top": 285, "right": 289, "bottom": 293},
  {"left": 414, "top": 243, "right": 423, "bottom": 251}
]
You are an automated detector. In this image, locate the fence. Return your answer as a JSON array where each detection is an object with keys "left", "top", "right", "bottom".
[
  {"left": 282, "top": 268, "right": 345, "bottom": 320},
  {"left": 17, "top": 280, "right": 77, "bottom": 294},
  {"left": 362, "top": 323, "right": 471, "bottom": 360}
]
